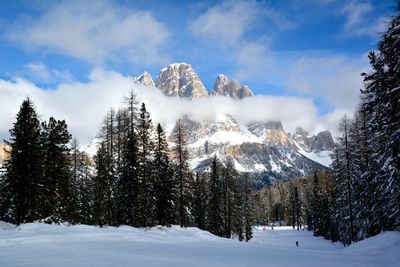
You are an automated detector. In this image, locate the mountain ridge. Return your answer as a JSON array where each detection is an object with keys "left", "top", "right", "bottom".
[{"left": 99, "top": 62, "right": 336, "bottom": 185}]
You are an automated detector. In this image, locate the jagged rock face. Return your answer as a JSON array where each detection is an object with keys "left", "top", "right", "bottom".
[
  {"left": 173, "top": 116, "right": 327, "bottom": 187},
  {"left": 155, "top": 63, "right": 208, "bottom": 99},
  {"left": 313, "top": 131, "right": 335, "bottom": 152},
  {"left": 293, "top": 128, "right": 335, "bottom": 153},
  {"left": 247, "top": 121, "right": 291, "bottom": 146},
  {"left": 210, "top": 74, "right": 254, "bottom": 99},
  {"left": 292, "top": 127, "right": 312, "bottom": 151},
  {"left": 134, "top": 71, "right": 155, "bottom": 88},
  {"left": 290, "top": 127, "right": 334, "bottom": 167},
  {"left": 0, "top": 143, "right": 10, "bottom": 167}
]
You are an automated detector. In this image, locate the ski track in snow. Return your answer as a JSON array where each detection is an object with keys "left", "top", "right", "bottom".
[{"left": 0, "top": 222, "right": 399, "bottom": 267}]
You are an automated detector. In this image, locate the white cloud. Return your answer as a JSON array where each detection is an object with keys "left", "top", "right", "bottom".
[
  {"left": 0, "top": 69, "right": 341, "bottom": 144},
  {"left": 5, "top": 0, "right": 170, "bottom": 65},
  {"left": 189, "top": 1, "right": 294, "bottom": 81},
  {"left": 340, "top": 0, "right": 387, "bottom": 38},
  {"left": 189, "top": 1, "right": 259, "bottom": 46},
  {"left": 190, "top": 1, "right": 293, "bottom": 47},
  {"left": 24, "top": 62, "right": 74, "bottom": 84},
  {"left": 24, "top": 62, "right": 51, "bottom": 82},
  {"left": 233, "top": 41, "right": 275, "bottom": 80},
  {"left": 285, "top": 54, "right": 368, "bottom": 112}
]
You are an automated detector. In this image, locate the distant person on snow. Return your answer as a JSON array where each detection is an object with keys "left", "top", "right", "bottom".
[{"left": 296, "top": 241, "right": 299, "bottom": 247}]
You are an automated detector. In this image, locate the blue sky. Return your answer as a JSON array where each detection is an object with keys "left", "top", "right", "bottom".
[{"left": 0, "top": 0, "right": 396, "bottom": 142}]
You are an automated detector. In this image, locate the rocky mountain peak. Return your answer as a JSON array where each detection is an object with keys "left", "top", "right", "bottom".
[
  {"left": 134, "top": 71, "right": 155, "bottom": 88},
  {"left": 155, "top": 63, "right": 208, "bottom": 100},
  {"left": 211, "top": 74, "right": 254, "bottom": 99},
  {"left": 0, "top": 143, "right": 10, "bottom": 167},
  {"left": 247, "top": 121, "right": 290, "bottom": 146},
  {"left": 313, "top": 131, "right": 335, "bottom": 152}
]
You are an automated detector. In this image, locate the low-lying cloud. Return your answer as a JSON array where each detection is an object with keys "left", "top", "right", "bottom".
[{"left": 0, "top": 69, "right": 344, "bottom": 144}]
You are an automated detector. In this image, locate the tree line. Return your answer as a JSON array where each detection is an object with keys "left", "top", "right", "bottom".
[
  {"left": 0, "top": 93, "right": 254, "bottom": 241},
  {"left": 255, "top": 8, "right": 400, "bottom": 245}
]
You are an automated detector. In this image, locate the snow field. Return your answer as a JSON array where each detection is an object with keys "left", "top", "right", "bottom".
[{"left": 0, "top": 222, "right": 399, "bottom": 267}]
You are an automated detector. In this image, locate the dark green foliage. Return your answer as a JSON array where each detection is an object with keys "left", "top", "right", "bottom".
[
  {"left": 92, "top": 143, "right": 110, "bottom": 227},
  {"left": 207, "top": 156, "right": 224, "bottom": 236},
  {"left": 192, "top": 172, "right": 207, "bottom": 230},
  {"left": 242, "top": 174, "right": 254, "bottom": 242},
  {"left": 172, "top": 121, "right": 193, "bottom": 227},
  {"left": 136, "top": 103, "right": 155, "bottom": 227},
  {"left": 154, "top": 123, "right": 176, "bottom": 226},
  {"left": 41, "top": 117, "right": 73, "bottom": 223},
  {"left": 1, "top": 99, "right": 44, "bottom": 224}
]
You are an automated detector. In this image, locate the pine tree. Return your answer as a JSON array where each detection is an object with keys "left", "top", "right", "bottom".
[
  {"left": 154, "top": 123, "right": 176, "bottom": 226},
  {"left": 207, "top": 155, "right": 224, "bottom": 237},
  {"left": 41, "top": 117, "right": 73, "bottom": 223},
  {"left": 136, "top": 103, "right": 156, "bottom": 227},
  {"left": 71, "top": 138, "right": 92, "bottom": 224},
  {"left": 311, "top": 172, "right": 324, "bottom": 237},
  {"left": 193, "top": 172, "right": 207, "bottom": 230},
  {"left": 2, "top": 98, "right": 44, "bottom": 224},
  {"left": 172, "top": 120, "right": 192, "bottom": 227},
  {"left": 92, "top": 143, "right": 109, "bottom": 227},
  {"left": 242, "top": 174, "right": 254, "bottom": 242},
  {"left": 222, "top": 161, "right": 238, "bottom": 238},
  {"left": 116, "top": 92, "right": 139, "bottom": 226},
  {"left": 361, "top": 8, "right": 400, "bottom": 231},
  {"left": 293, "top": 186, "right": 302, "bottom": 230},
  {"left": 232, "top": 179, "right": 244, "bottom": 241}
]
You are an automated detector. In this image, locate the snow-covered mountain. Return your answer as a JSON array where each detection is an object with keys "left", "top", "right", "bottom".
[
  {"left": 290, "top": 127, "right": 335, "bottom": 168},
  {"left": 210, "top": 74, "right": 253, "bottom": 99},
  {"left": 155, "top": 63, "right": 208, "bottom": 99},
  {"left": 134, "top": 71, "right": 155, "bottom": 88},
  {"left": 176, "top": 115, "right": 329, "bottom": 187},
  {"left": 0, "top": 143, "right": 9, "bottom": 168},
  {"left": 95, "top": 62, "right": 335, "bottom": 186}
]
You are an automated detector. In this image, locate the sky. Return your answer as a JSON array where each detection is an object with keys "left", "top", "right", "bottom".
[{"left": 0, "top": 0, "right": 396, "bottom": 143}]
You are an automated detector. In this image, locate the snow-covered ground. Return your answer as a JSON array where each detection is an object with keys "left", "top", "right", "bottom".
[{"left": 0, "top": 222, "right": 399, "bottom": 267}]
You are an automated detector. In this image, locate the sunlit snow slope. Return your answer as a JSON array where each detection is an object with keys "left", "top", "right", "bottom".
[{"left": 0, "top": 222, "right": 398, "bottom": 267}]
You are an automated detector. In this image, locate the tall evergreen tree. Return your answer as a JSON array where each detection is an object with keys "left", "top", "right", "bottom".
[
  {"left": 207, "top": 155, "right": 224, "bottom": 237},
  {"left": 242, "top": 174, "right": 254, "bottom": 242},
  {"left": 311, "top": 172, "right": 325, "bottom": 237},
  {"left": 116, "top": 92, "right": 139, "bottom": 226},
  {"left": 361, "top": 8, "right": 400, "bottom": 231},
  {"left": 172, "top": 120, "right": 192, "bottom": 227},
  {"left": 154, "top": 123, "right": 176, "bottom": 226},
  {"left": 70, "top": 138, "right": 92, "bottom": 224},
  {"left": 2, "top": 98, "right": 43, "bottom": 224},
  {"left": 92, "top": 143, "right": 110, "bottom": 227},
  {"left": 41, "top": 117, "right": 73, "bottom": 223},
  {"left": 221, "top": 161, "right": 238, "bottom": 238},
  {"left": 136, "top": 103, "right": 156, "bottom": 227},
  {"left": 192, "top": 172, "right": 207, "bottom": 230}
]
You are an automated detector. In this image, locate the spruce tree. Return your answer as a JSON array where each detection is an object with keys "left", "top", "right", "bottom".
[
  {"left": 154, "top": 123, "right": 176, "bottom": 226},
  {"left": 92, "top": 143, "right": 109, "bottom": 227},
  {"left": 243, "top": 174, "right": 254, "bottom": 242},
  {"left": 2, "top": 98, "right": 43, "bottom": 224},
  {"left": 136, "top": 103, "right": 155, "bottom": 227},
  {"left": 193, "top": 172, "right": 207, "bottom": 230},
  {"left": 311, "top": 172, "right": 324, "bottom": 237},
  {"left": 222, "top": 161, "right": 238, "bottom": 238},
  {"left": 41, "top": 117, "right": 73, "bottom": 223},
  {"left": 172, "top": 120, "right": 192, "bottom": 227},
  {"left": 116, "top": 92, "right": 139, "bottom": 226},
  {"left": 207, "top": 155, "right": 224, "bottom": 237},
  {"left": 71, "top": 138, "right": 92, "bottom": 224}
]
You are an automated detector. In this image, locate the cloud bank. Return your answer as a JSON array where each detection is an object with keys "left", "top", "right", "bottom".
[
  {"left": 5, "top": 0, "right": 169, "bottom": 65},
  {"left": 0, "top": 69, "right": 344, "bottom": 144}
]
